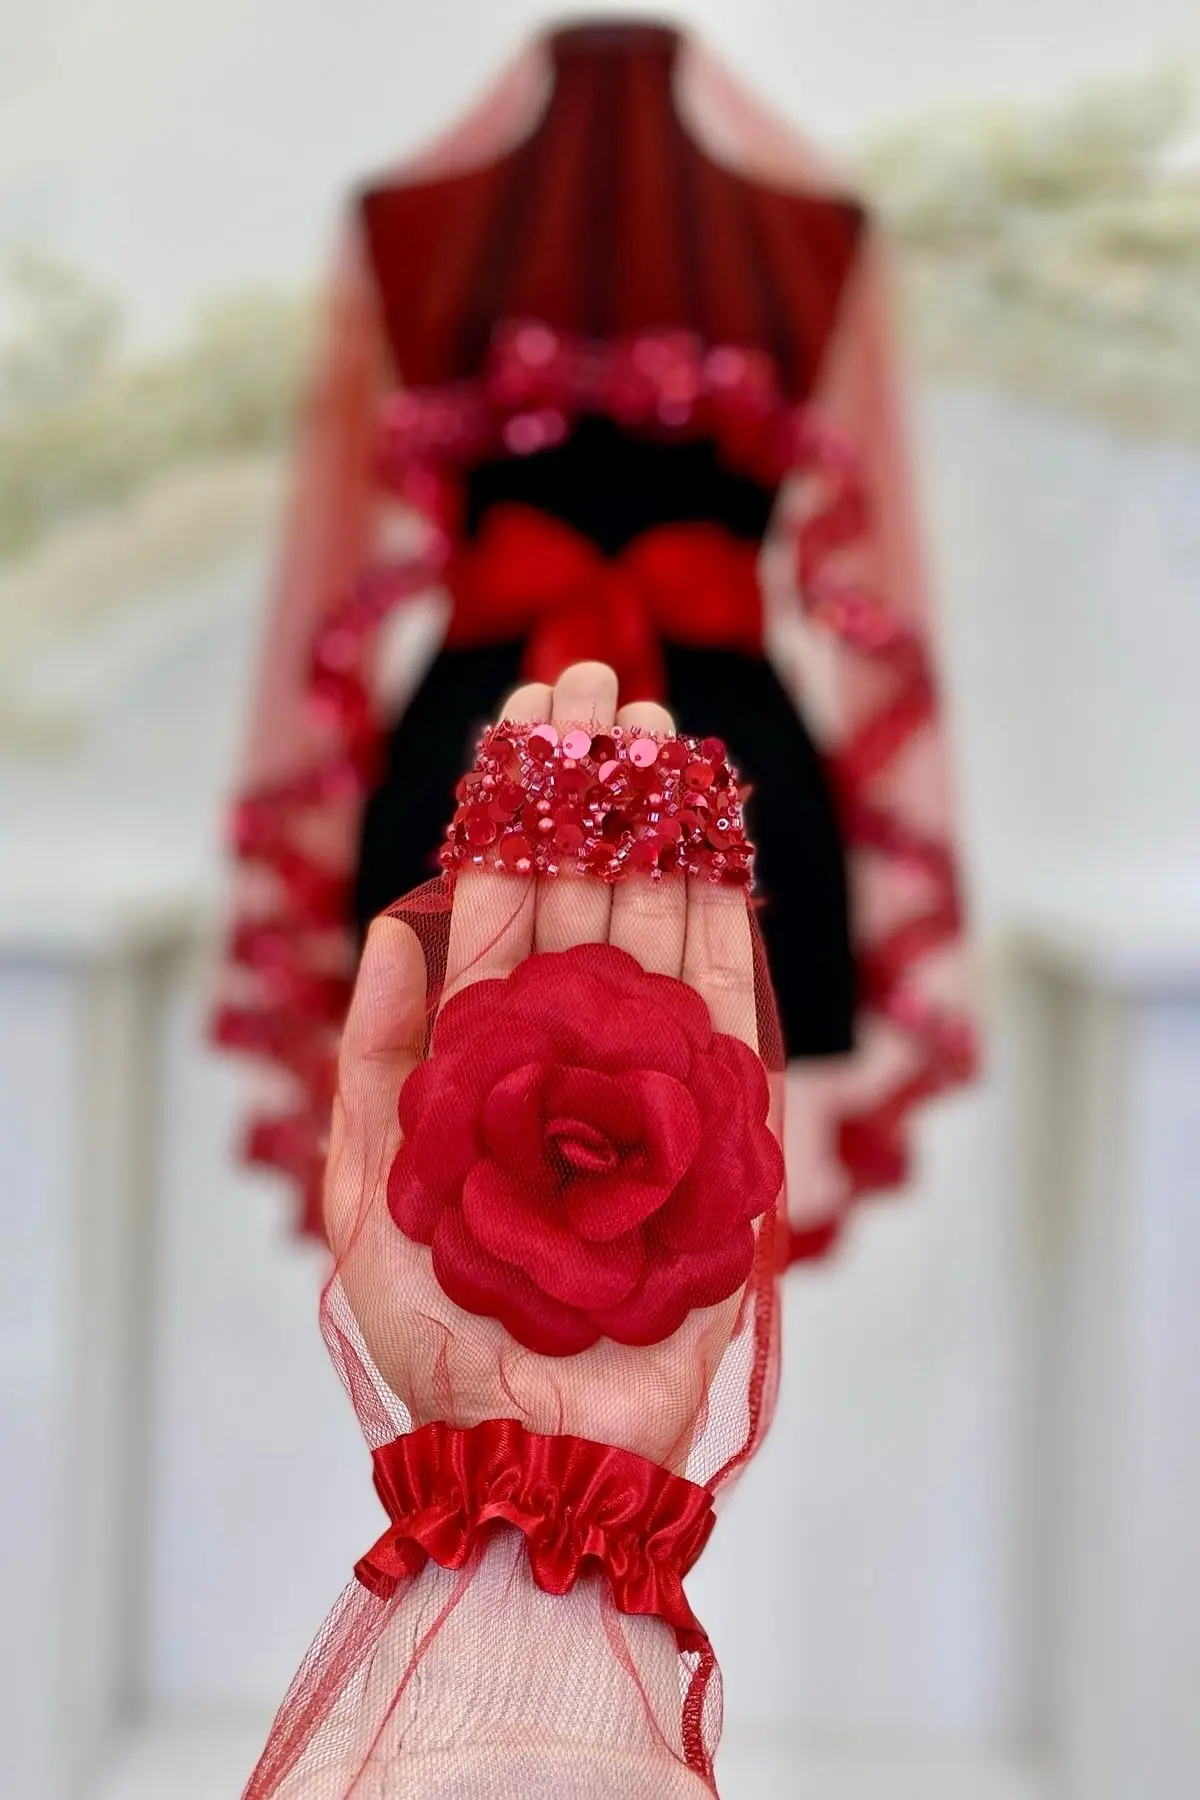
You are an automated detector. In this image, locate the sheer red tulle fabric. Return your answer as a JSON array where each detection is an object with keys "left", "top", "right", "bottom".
[
  {"left": 213, "top": 33, "right": 977, "bottom": 1257},
  {"left": 242, "top": 837, "right": 787, "bottom": 1798}
]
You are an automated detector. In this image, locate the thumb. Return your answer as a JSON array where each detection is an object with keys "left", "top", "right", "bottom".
[{"left": 327, "top": 915, "right": 427, "bottom": 1254}]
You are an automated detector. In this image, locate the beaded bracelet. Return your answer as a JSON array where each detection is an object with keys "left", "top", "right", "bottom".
[{"left": 441, "top": 721, "right": 754, "bottom": 886}]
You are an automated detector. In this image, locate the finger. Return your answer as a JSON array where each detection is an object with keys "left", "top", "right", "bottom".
[
  {"left": 327, "top": 914, "right": 427, "bottom": 1251},
  {"left": 340, "top": 915, "right": 428, "bottom": 1071},
  {"left": 682, "top": 879, "right": 758, "bottom": 1050},
  {"left": 534, "top": 661, "right": 619, "bottom": 952},
  {"left": 440, "top": 679, "right": 550, "bottom": 1006},
  {"left": 607, "top": 699, "right": 687, "bottom": 978}
]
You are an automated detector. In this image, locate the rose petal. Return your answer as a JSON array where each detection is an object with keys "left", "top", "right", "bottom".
[
  {"left": 546, "top": 1118, "right": 621, "bottom": 1176},
  {"left": 706, "top": 1034, "right": 784, "bottom": 1205},
  {"left": 395, "top": 1063, "right": 480, "bottom": 1202},
  {"left": 462, "top": 1162, "right": 646, "bottom": 1309},
  {"left": 510, "top": 951, "right": 697, "bottom": 1078},
  {"left": 578, "top": 945, "right": 713, "bottom": 1052},
  {"left": 634, "top": 970, "right": 713, "bottom": 1050},
  {"left": 464, "top": 1016, "right": 562, "bottom": 1093},
  {"left": 431, "top": 1205, "right": 599, "bottom": 1356},
  {"left": 561, "top": 1175, "right": 668, "bottom": 1243},
  {"left": 385, "top": 1157, "right": 442, "bottom": 1243},
  {"left": 431, "top": 977, "right": 509, "bottom": 1053},
  {"left": 628, "top": 1070, "right": 702, "bottom": 1189},
  {"left": 590, "top": 1223, "right": 757, "bottom": 1346},
  {"left": 544, "top": 1066, "right": 643, "bottom": 1149},
  {"left": 553, "top": 1069, "right": 701, "bottom": 1241},
  {"left": 568, "top": 989, "right": 693, "bottom": 1079},
  {"left": 481, "top": 1062, "right": 557, "bottom": 1186},
  {"left": 654, "top": 1037, "right": 782, "bottom": 1249}
]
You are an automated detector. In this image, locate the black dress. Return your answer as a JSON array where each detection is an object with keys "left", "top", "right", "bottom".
[{"left": 354, "top": 417, "right": 855, "bottom": 1060}]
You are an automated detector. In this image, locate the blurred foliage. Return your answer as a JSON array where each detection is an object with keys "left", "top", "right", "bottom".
[
  {"left": 0, "top": 253, "right": 311, "bottom": 561},
  {"left": 861, "top": 67, "right": 1200, "bottom": 438},
  {"left": 0, "top": 69, "right": 1197, "bottom": 571}
]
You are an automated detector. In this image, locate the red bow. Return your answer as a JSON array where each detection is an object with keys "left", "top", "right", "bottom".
[{"left": 444, "top": 503, "right": 764, "bottom": 700}]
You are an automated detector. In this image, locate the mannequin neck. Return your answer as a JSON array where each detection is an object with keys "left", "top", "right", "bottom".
[
  {"left": 550, "top": 19, "right": 681, "bottom": 58},
  {"left": 548, "top": 18, "right": 681, "bottom": 95}
]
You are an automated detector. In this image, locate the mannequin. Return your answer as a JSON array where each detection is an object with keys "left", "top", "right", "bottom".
[
  {"left": 216, "top": 20, "right": 976, "bottom": 1257},
  {"left": 355, "top": 20, "right": 864, "bottom": 1056},
  {"left": 357, "top": 22, "right": 863, "bottom": 386}
]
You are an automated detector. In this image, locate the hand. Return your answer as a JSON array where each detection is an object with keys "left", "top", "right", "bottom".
[{"left": 325, "top": 662, "right": 769, "bottom": 1470}]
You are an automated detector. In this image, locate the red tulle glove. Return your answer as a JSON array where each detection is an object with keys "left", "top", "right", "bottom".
[{"left": 245, "top": 665, "right": 787, "bottom": 1800}]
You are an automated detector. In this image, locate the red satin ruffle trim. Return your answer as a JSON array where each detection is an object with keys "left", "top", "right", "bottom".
[{"left": 355, "top": 1418, "right": 714, "bottom": 1646}]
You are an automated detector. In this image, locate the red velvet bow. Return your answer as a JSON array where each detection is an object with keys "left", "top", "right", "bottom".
[{"left": 444, "top": 503, "right": 764, "bottom": 700}]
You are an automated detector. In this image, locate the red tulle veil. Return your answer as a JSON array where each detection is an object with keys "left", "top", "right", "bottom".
[{"left": 213, "top": 25, "right": 978, "bottom": 1260}]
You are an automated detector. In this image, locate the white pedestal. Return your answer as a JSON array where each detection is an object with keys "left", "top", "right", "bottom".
[
  {"left": 0, "top": 886, "right": 199, "bottom": 1800},
  {"left": 1018, "top": 910, "right": 1200, "bottom": 1800},
  {"left": 6, "top": 878, "right": 1198, "bottom": 1800}
]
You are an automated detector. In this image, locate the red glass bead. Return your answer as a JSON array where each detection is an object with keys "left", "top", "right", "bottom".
[
  {"left": 527, "top": 727, "right": 557, "bottom": 763},
  {"left": 625, "top": 837, "right": 660, "bottom": 872},
  {"left": 557, "top": 765, "right": 590, "bottom": 801},
  {"left": 497, "top": 833, "right": 533, "bottom": 871}
]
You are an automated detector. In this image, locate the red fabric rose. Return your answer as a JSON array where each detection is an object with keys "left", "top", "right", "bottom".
[{"left": 387, "top": 943, "right": 783, "bottom": 1356}]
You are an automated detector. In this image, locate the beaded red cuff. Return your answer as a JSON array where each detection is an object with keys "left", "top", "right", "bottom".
[{"left": 440, "top": 721, "right": 754, "bottom": 885}]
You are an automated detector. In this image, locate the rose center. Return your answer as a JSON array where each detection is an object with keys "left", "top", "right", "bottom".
[{"left": 545, "top": 1114, "right": 623, "bottom": 1181}]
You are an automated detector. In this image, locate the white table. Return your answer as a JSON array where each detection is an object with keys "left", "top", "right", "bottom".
[
  {"left": 1016, "top": 906, "right": 1200, "bottom": 1800},
  {"left": 0, "top": 882, "right": 200, "bottom": 1800}
]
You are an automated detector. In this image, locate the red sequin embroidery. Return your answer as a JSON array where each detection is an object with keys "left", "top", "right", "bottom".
[{"left": 442, "top": 722, "right": 753, "bottom": 887}]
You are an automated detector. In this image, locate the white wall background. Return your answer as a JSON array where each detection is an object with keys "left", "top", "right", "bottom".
[
  {"left": 3, "top": 0, "right": 1200, "bottom": 1783},
  {"left": 3, "top": 0, "right": 1200, "bottom": 343}
]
